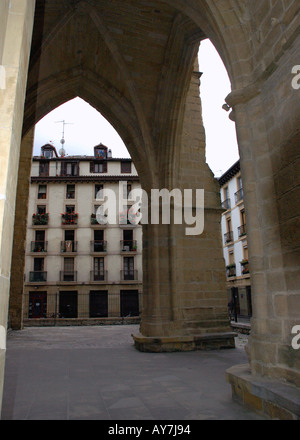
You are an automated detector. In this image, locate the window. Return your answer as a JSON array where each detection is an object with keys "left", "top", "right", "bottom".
[
  {"left": 61, "top": 161, "right": 79, "bottom": 176},
  {"left": 238, "top": 209, "right": 247, "bottom": 236},
  {"left": 30, "top": 257, "right": 46, "bottom": 282},
  {"left": 123, "top": 183, "right": 132, "bottom": 199},
  {"left": 90, "top": 161, "right": 107, "bottom": 173},
  {"left": 95, "top": 184, "right": 103, "bottom": 199},
  {"left": 62, "top": 257, "right": 75, "bottom": 281},
  {"left": 222, "top": 186, "right": 230, "bottom": 210},
  {"left": 123, "top": 256, "right": 134, "bottom": 280},
  {"left": 121, "top": 161, "right": 131, "bottom": 173},
  {"left": 94, "top": 146, "right": 107, "bottom": 159},
  {"left": 43, "top": 149, "right": 53, "bottom": 159},
  {"left": 237, "top": 176, "right": 243, "bottom": 190},
  {"left": 228, "top": 251, "right": 235, "bottom": 266},
  {"left": 34, "top": 257, "right": 44, "bottom": 272},
  {"left": 226, "top": 251, "right": 236, "bottom": 278},
  {"left": 93, "top": 257, "right": 105, "bottom": 281},
  {"left": 225, "top": 217, "right": 233, "bottom": 243},
  {"left": 235, "top": 176, "right": 244, "bottom": 203},
  {"left": 66, "top": 184, "right": 75, "bottom": 199},
  {"left": 32, "top": 230, "right": 46, "bottom": 252},
  {"left": 66, "top": 205, "right": 75, "bottom": 214},
  {"left": 93, "top": 230, "right": 105, "bottom": 252},
  {"left": 39, "top": 161, "right": 49, "bottom": 177},
  {"left": 63, "top": 230, "right": 76, "bottom": 252},
  {"left": 226, "top": 217, "right": 232, "bottom": 233},
  {"left": 37, "top": 205, "right": 46, "bottom": 215},
  {"left": 240, "top": 209, "right": 246, "bottom": 226},
  {"left": 38, "top": 185, "right": 47, "bottom": 199}
]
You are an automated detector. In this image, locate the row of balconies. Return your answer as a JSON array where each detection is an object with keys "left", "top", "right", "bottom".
[
  {"left": 226, "top": 260, "right": 249, "bottom": 278},
  {"left": 32, "top": 213, "right": 137, "bottom": 226},
  {"left": 222, "top": 188, "right": 244, "bottom": 211},
  {"left": 28, "top": 270, "right": 139, "bottom": 283},
  {"left": 224, "top": 224, "right": 247, "bottom": 244},
  {"left": 30, "top": 240, "right": 138, "bottom": 253}
]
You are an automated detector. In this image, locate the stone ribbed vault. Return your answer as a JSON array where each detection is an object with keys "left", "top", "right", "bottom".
[{"left": 0, "top": 0, "right": 299, "bottom": 419}]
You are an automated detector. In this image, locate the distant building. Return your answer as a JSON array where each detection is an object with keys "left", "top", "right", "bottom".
[
  {"left": 23, "top": 143, "right": 143, "bottom": 325},
  {"left": 219, "top": 160, "right": 252, "bottom": 320}
]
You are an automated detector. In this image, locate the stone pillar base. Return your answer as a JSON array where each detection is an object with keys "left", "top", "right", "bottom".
[
  {"left": 132, "top": 331, "right": 236, "bottom": 352},
  {"left": 226, "top": 364, "right": 300, "bottom": 420}
]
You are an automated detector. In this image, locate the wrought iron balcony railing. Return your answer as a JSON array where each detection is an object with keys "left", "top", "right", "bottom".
[
  {"left": 90, "top": 240, "right": 107, "bottom": 252},
  {"left": 29, "top": 271, "right": 47, "bottom": 282},
  {"left": 120, "top": 270, "right": 138, "bottom": 281},
  {"left": 235, "top": 188, "right": 244, "bottom": 204},
  {"left": 224, "top": 231, "right": 234, "bottom": 244},
  {"left": 238, "top": 224, "right": 247, "bottom": 237},
  {"left": 120, "top": 240, "right": 137, "bottom": 252},
  {"left": 61, "top": 241, "right": 78, "bottom": 252},
  {"left": 59, "top": 271, "right": 77, "bottom": 282},
  {"left": 222, "top": 198, "right": 231, "bottom": 210},
  {"left": 90, "top": 270, "right": 108, "bottom": 282},
  {"left": 30, "top": 241, "right": 48, "bottom": 252}
]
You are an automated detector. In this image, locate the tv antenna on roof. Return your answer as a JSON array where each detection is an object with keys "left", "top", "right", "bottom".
[{"left": 55, "top": 120, "right": 73, "bottom": 156}]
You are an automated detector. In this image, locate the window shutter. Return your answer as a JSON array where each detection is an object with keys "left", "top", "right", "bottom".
[{"left": 90, "top": 161, "right": 95, "bottom": 173}]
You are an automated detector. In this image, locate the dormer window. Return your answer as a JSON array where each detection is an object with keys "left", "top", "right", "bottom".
[
  {"left": 43, "top": 149, "right": 53, "bottom": 159},
  {"left": 41, "top": 144, "right": 58, "bottom": 159},
  {"left": 94, "top": 144, "right": 107, "bottom": 159}
]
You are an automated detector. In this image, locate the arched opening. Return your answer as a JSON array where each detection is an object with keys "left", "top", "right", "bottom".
[
  {"left": 1, "top": 0, "right": 300, "bottom": 419},
  {"left": 20, "top": 97, "right": 144, "bottom": 326},
  {"left": 33, "top": 97, "right": 131, "bottom": 159},
  {"left": 10, "top": 0, "right": 236, "bottom": 349}
]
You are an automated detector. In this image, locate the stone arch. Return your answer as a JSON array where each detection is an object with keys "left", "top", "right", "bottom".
[
  {"left": 1, "top": 0, "right": 300, "bottom": 418},
  {"left": 22, "top": 67, "right": 156, "bottom": 186}
]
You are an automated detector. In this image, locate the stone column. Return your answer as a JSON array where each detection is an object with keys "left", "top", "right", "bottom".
[
  {"left": 226, "top": 32, "right": 300, "bottom": 418},
  {"left": 9, "top": 128, "right": 35, "bottom": 329},
  {"left": 133, "top": 64, "right": 235, "bottom": 351},
  {"left": 0, "top": 0, "right": 36, "bottom": 415}
]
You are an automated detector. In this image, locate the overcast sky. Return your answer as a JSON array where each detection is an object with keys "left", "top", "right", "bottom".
[{"left": 33, "top": 39, "right": 239, "bottom": 177}]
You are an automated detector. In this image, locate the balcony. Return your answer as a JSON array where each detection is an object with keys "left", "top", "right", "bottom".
[
  {"left": 120, "top": 270, "right": 138, "bottom": 281},
  {"left": 238, "top": 224, "right": 247, "bottom": 237},
  {"left": 30, "top": 241, "right": 48, "bottom": 252},
  {"left": 222, "top": 198, "right": 231, "bottom": 210},
  {"left": 61, "top": 213, "right": 78, "bottom": 225},
  {"left": 226, "top": 264, "right": 236, "bottom": 278},
  {"left": 90, "top": 213, "right": 107, "bottom": 225},
  {"left": 61, "top": 241, "right": 78, "bottom": 253},
  {"left": 235, "top": 188, "right": 244, "bottom": 204},
  {"left": 224, "top": 231, "right": 234, "bottom": 244},
  {"left": 90, "top": 270, "right": 108, "bottom": 282},
  {"left": 240, "top": 259, "right": 250, "bottom": 275},
  {"left": 32, "top": 213, "right": 49, "bottom": 226},
  {"left": 29, "top": 271, "right": 47, "bottom": 282},
  {"left": 120, "top": 240, "right": 137, "bottom": 252},
  {"left": 59, "top": 271, "right": 77, "bottom": 282},
  {"left": 90, "top": 240, "right": 107, "bottom": 252}
]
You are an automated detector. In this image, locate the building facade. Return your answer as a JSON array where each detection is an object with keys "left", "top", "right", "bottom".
[
  {"left": 23, "top": 143, "right": 143, "bottom": 325},
  {"left": 219, "top": 160, "right": 252, "bottom": 320}
]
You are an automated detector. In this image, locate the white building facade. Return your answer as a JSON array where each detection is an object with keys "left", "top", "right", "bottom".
[
  {"left": 23, "top": 143, "right": 143, "bottom": 325},
  {"left": 219, "top": 160, "right": 252, "bottom": 320}
]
